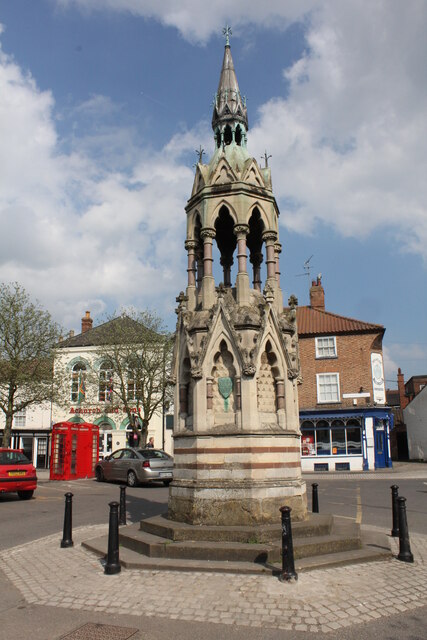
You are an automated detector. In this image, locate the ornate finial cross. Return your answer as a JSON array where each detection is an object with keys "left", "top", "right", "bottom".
[
  {"left": 222, "top": 25, "right": 232, "bottom": 46},
  {"left": 262, "top": 150, "right": 272, "bottom": 168},
  {"left": 195, "top": 145, "right": 205, "bottom": 163}
]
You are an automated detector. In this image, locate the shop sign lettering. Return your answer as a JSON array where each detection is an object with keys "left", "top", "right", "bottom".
[{"left": 70, "top": 407, "right": 140, "bottom": 415}]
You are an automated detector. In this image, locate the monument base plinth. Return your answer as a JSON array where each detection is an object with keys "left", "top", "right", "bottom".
[{"left": 168, "top": 479, "right": 307, "bottom": 526}]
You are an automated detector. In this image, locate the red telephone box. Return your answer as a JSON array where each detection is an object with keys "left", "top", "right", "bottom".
[{"left": 50, "top": 422, "right": 99, "bottom": 481}]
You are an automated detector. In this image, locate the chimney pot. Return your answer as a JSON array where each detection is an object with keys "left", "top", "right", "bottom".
[
  {"left": 81, "top": 311, "right": 93, "bottom": 334},
  {"left": 397, "top": 368, "right": 408, "bottom": 409},
  {"left": 309, "top": 279, "right": 325, "bottom": 310}
]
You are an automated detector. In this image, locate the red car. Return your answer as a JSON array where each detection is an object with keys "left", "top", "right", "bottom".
[{"left": 0, "top": 448, "right": 37, "bottom": 499}]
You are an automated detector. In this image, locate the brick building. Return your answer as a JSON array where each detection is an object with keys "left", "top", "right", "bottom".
[
  {"left": 394, "top": 369, "right": 427, "bottom": 461},
  {"left": 296, "top": 277, "right": 393, "bottom": 472}
]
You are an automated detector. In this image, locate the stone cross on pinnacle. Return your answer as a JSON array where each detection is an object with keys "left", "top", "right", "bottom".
[
  {"left": 262, "top": 151, "right": 272, "bottom": 168},
  {"left": 223, "top": 25, "right": 232, "bottom": 46},
  {"left": 195, "top": 146, "right": 205, "bottom": 163}
]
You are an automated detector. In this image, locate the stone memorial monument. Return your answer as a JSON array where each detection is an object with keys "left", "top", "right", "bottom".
[{"left": 168, "top": 28, "right": 307, "bottom": 526}]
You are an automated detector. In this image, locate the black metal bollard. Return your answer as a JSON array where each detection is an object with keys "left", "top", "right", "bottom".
[
  {"left": 105, "top": 501, "right": 121, "bottom": 574},
  {"left": 60, "top": 492, "right": 74, "bottom": 548},
  {"left": 279, "top": 506, "right": 298, "bottom": 582},
  {"left": 391, "top": 485, "right": 399, "bottom": 537},
  {"left": 119, "top": 485, "right": 127, "bottom": 526},
  {"left": 312, "top": 483, "right": 319, "bottom": 513},
  {"left": 397, "top": 497, "right": 414, "bottom": 563}
]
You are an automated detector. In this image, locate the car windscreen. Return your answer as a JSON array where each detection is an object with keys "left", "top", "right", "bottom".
[
  {"left": 136, "top": 449, "right": 171, "bottom": 460},
  {"left": 0, "top": 451, "right": 30, "bottom": 465}
]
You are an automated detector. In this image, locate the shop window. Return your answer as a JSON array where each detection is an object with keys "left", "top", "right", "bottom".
[
  {"left": 315, "top": 336, "right": 337, "bottom": 358},
  {"left": 99, "top": 362, "right": 114, "bottom": 402},
  {"left": 14, "top": 408, "right": 26, "bottom": 427},
  {"left": 317, "top": 373, "right": 340, "bottom": 403},
  {"left": 301, "top": 420, "right": 315, "bottom": 456},
  {"left": 331, "top": 420, "right": 346, "bottom": 455},
  {"left": 347, "top": 422, "right": 362, "bottom": 455},
  {"left": 71, "top": 362, "right": 86, "bottom": 403},
  {"left": 316, "top": 429, "right": 331, "bottom": 455},
  {"left": 300, "top": 418, "right": 362, "bottom": 457}
]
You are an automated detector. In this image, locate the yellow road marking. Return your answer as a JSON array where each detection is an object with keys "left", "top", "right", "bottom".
[{"left": 356, "top": 486, "right": 362, "bottom": 524}]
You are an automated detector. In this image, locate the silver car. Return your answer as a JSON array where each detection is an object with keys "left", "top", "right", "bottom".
[{"left": 95, "top": 448, "right": 173, "bottom": 487}]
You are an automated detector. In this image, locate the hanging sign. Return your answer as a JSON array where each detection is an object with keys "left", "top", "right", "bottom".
[{"left": 371, "top": 353, "right": 386, "bottom": 404}]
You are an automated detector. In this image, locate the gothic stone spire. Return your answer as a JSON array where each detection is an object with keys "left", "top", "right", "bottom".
[{"left": 212, "top": 32, "right": 248, "bottom": 134}]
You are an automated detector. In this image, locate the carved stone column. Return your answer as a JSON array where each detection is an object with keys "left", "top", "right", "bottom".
[
  {"left": 179, "top": 384, "right": 188, "bottom": 415},
  {"left": 263, "top": 231, "right": 277, "bottom": 283},
  {"left": 274, "top": 241, "right": 284, "bottom": 312},
  {"left": 274, "top": 242, "right": 282, "bottom": 286},
  {"left": 220, "top": 255, "right": 233, "bottom": 288},
  {"left": 234, "top": 224, "right": 250, "bottom": 306},
  {"left": 206, "top": 377, "right": 213, "bottom": 410},
  {"left": 276, "top": 378, "right": 285, "bottom": 410},
  {"left": 250, "top": 251, "right": 263, "bottom": 291},
  {"left": 201, "top": 227, "right": 216, "bottom": 309},
  {"left": 196, "top": 248, "right": 203, "bottom": 288},
  {"left": 185, "top": 239, "right": 198, "bottom": 310}
]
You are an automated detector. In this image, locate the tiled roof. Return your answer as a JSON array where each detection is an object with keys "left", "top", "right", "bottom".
[
  {"left": 58, "top": 316, "right": 152, "bottom": 348},
  {"left": 295, "top": 306, "right": 384, "bottom": 337}
]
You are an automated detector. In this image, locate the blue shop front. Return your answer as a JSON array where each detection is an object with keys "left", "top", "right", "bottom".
[{"left": 300, "top": 407, "right": 393, "bottom": 472}]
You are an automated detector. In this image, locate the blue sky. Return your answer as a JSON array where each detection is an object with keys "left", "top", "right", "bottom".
[{"left": 0, "top": 1, "right": 426, "bottom": 387}]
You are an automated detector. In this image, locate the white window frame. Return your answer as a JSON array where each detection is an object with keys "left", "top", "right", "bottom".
[
  {"left": 316, "top": 373, "right": 340, "bottom": 403},
  {"left": 71, "top": 362, "right": 87, "bottom": 403},
  {"left": 98, "top": 362, "right": 114, "bottom": 402},
  {"left": 315, "top": 336, "right": 337, "bottom": 359},
  {"left": 14, "top": 408, "right": 26, "bottom": 427}
]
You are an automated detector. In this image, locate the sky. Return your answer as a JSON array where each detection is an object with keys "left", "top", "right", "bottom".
[{"left": 0, "top": 0, "right": 426, "bottom": 388}]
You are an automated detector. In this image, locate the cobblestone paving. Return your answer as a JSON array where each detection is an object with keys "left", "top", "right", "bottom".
[{"left": 1, "top": 525, "right": 426, "bottom": 634}]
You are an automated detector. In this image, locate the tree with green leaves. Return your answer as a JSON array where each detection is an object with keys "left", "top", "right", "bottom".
[
  {"left": 87, "top": 310, "right": 173, "bottom": 447},
  {"left": 0, "top": 282, "right": 61, "bottom": 448}
]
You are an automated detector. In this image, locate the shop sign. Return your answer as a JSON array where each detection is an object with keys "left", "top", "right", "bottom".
[
  {"left": 371, "top": 353, "right": 386, "bottom": 404},
  {"left": 70, "top": 407, "right": 141, "bottom": 415}
]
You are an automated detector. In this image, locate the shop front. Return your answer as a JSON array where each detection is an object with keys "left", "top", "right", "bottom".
[
  {"left": 0, "top": 430, "right": 51, "bottom": 469},
  {"left": 300, "top": 408, "right": 393, "bottom": 472}
]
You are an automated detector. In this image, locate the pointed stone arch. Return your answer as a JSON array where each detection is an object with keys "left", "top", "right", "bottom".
[
  {"left": 211, "top": 339, "right": 237, "bottom": 419},
  {"left": 247, "top": 202, "right": 270, "bottom": 232},
  {"left": 210, "top": 157, "right": 238, "bottom": 186},
  {"left": 215, "top": 205, "right": 237, "bottom": 287},
  {"left": 257, "top": 338, "right": 284, "bottom": 414},
  {"left": 210, "top": 200, "right": 238, "bottom": 228},
  {"left": 257, "top": 331, "right": 286, "bottom": 380},
  {"left": 203, "top": 307, "right": 243, "bottom": 379},
  {"left": 241, "top": 159, "right": 266, "bottom": 188},
  {"left": 247, "top": 206, "right": 266, "bottom": 291}
]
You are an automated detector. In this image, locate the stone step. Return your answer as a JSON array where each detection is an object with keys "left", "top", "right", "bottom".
[
  {"left": 117, "top": 522, "right": 361, "bottom": 563},
  {"left": 81, "top": 528, "right": 390, "bottom": 575},
  {"left": 138, "top": 512, "right": 333, "bottom": 543}
]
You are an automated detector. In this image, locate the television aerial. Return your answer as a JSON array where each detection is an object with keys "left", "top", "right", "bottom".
[{"left": 295, "top": 255, "right": 314, "bottom": 280}]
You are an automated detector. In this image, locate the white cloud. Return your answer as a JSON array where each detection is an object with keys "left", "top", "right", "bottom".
[
  {"left": 0, "top": 33, "right": 196, "bottom": 331},
  {"left": 249, "top": 2, "right": 427, "bottom": 262},
  {"left": 54, "top": 1, "right": 427, "bottom": 266},
  {"left": 54, "top": 0, "right": 316, "bottom": 43},
  {"left": 3, "top": 1, "right": 427, "bottom": 335}
]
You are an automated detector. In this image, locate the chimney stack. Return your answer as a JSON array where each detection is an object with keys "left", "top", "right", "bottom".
[
  {"left": 81, "top": 311, "right": 93, "bottom": 334},
  {"left": 309, "top": 275, "right": 325, "bottom": 310},
  {"left": 397, "top": 367, "right": 408, "bottom": 409}
]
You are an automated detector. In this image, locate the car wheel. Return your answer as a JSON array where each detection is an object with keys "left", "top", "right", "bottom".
[
  {"left": 163, "top": 480, "right": 172, "bottom": 486},
  {"left": 127, "top": 470, "right": 138, "bottom": 487},
  {"left": 95, "top": 467, "right": 104, "bottom": 482},
  {"left": 17, "top": 490, "right": 34, "bottom": 500}
]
